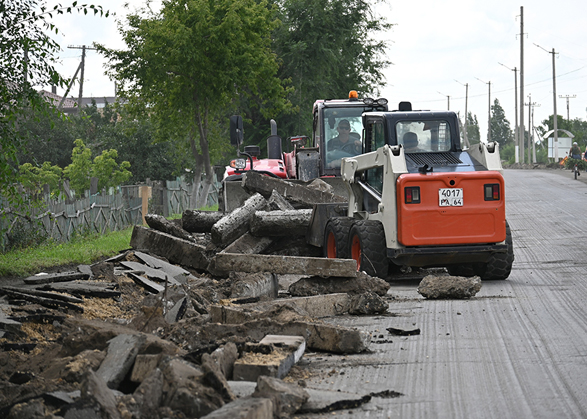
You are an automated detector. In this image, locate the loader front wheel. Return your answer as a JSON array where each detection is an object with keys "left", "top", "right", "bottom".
[
  {"left": 349, "top": 220, "right": 388, "bottom": 279},
  {"left": 324, "top": 218, "right": 354, "bottom": 259}
]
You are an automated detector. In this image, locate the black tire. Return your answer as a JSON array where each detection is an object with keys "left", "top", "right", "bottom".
[
  {"left": 324, "top": 218, "right": 354, "bottom": 259},
  {"left": 348, "top": 220, "right": 388, "bottom": 278},
  {"left": 476, "top": 221, "right": 514, "bottom": 280}
]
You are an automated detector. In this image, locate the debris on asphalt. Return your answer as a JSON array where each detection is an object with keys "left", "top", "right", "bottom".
[
  {"left": 417, "top": 274, "right": 482, "bottom": 299},
  {"left": 0, "top": 180, "right": 404, "bottom": 418}
]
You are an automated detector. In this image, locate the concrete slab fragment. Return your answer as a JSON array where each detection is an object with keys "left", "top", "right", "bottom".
[
  {"left": 130, "top": 226, "right": 211, "bottom": 271},
  {"left": 200, "top": 396, "right": 273, "bottom": 419},
  {"left": 128, "top": 272, "right": 165, "bottom": 294},
  {"left": 221, "top": 233, "right": 273, "bottom": 255},
  {"left": 23, "top": 271, "right": 90, "bottom": 285},
  {"left": 210, "top": 293, "right": 350, "bottom": 324},
  {"left": 229, "top": 272, "right": 278, "bottom": 299},
  {"left": 250, "top": 209, "right": 313, "bottom": 237},
  {"left": 130, "top": 354, "right": 161, "bottom": 383},
  {"left": 213, "top": 253, "right": 357, "bottom": 277},
  {"left": 243, "top": 170, "right": 346, "bottom": 208},
  {"left": 211, "top": 193, "right": 268, "bottom": 246},
  {"left": 233, "top": 335, "right": 305, "bottom": 382},
  {"left": 120, "top": 261, "right": 180, "bottom": 286},
  {"left": 134, "top": 251, "right": 196, "bottom": 284},
  {"left": 96, "top": 334, "right": 146, "bottom": 389},
  {"left": 202, "top": 319, "right": 370, "bottom": 354}
]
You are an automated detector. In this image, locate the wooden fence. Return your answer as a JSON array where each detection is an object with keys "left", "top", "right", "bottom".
[{"left": 0, "top": 175, "right": 221, "bottom": 251}]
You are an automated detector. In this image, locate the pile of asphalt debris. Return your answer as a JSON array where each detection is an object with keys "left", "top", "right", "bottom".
[{"left": 0, "top": 172, "right": 481, "bottom": 418}]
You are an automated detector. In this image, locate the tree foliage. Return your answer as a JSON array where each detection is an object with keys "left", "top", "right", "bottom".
[
  {"left": 490, "top": 98, "right": 513, "bottom": 147},
  {"left": 465, "top": 112, "right": 481, "bottom": 145},
  {"left": 18, "top": 161, "right": 63, "bottom": 196},
  {"left": 98, "top": 0, "right": 289, "bottom": 207},
  {"left": 263, "top": 0, "right": 392, "bottom": 138},
  {"left": 0, "top": 0, "right": 108, "bottom": 202},
  {"left": 63, "top": 139, "right": 132, "bottom": 196}
]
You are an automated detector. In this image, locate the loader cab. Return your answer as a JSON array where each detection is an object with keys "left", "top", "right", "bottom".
[{"left": 313, "top": 91, "right": 388, "bottom": 176}]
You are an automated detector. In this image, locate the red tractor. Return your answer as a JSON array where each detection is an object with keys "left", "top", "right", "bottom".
[{"left": 221, "top": 91, "right": 389, "bottom": 211}]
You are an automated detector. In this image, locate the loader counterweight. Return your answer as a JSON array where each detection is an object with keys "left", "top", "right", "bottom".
[{"left": 397, "top": 171, "right": 506, "bottom": 246}]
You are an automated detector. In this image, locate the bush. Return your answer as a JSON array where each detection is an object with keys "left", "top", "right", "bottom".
[{"left": 564, "top": 158, "right": 587, "bottom": 171}]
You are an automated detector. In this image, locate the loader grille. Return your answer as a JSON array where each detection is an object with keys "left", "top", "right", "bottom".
[{"left": 407, "top": 152, "right": 462, "bottom": 167}]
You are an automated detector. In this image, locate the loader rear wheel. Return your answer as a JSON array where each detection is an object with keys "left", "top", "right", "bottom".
[
  {"left": 324, "top": 218, "right": 354, "bottom": 259},
  {"left": 349, "top": 220, "right": 388, "bottom": 279},
  {"left": 476, "top": 221, "right": 514, "bottom": 280}
]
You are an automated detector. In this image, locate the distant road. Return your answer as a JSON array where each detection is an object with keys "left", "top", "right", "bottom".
[{"left": 298, "top": 168, "right": 587, "bottom": 419}]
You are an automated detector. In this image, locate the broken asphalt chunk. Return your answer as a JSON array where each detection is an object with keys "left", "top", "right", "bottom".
[
  {"left": 242, "top": 170, "right": 346, "bottom": 208},
  {"left": 386, "top": 327, "right": 421, "bottom": 336},
  {"left": 213, "top": 253, "right": 357, "bottom": 277},
  {"left": 252, "top": 376, "right": 309, "bottom": 417},
  {"left": 96, "top": 333, "right": 146, "bottom": 390},
  {"left": 211, "top": 192, "right": 268, "bottom": 246},
  {"left": 182, "top": 209, "right": 225, "bottom": 233},
  {"left": 130, "top": 226, "right": 211, "bottom": 271},
  {"left": 233, "top": 335, "right": 305, "bottom": 382},
  {"left": 23, "top": 271, "right": 90, "bottom": 285},
  {"left": 418, "top": 274, "right": 482, "bottom": 299},
  {"left": 145, "top": 213, "right": 195, "bottom": 242},
  {"left": 249, "top": 209, "right": 313, "bottom": 237}
]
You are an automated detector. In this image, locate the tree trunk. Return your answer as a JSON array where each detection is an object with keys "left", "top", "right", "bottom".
[
  {"left": 188, "top": 123, "right": 204, "bottom": 209},
  {"left": 195, "top": 106, "right": 214, "bottom": 209}
]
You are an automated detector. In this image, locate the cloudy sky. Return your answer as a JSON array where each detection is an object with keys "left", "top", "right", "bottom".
[{"left": 48, "top": 0, "right": 587, "bottom": 142}]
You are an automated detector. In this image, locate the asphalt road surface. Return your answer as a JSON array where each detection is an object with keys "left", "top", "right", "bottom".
[{"left": 298, "top": 168, "right": 587, "bottom": 419}]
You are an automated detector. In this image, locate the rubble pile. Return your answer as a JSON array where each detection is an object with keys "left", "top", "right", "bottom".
[{"left": 0, "top": 174, "right": 394, "bottom": 418}]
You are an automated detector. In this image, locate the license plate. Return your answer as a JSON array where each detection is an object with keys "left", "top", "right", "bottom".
[{"left": 439, "top": 188, "right": 463, "bottom": 206}]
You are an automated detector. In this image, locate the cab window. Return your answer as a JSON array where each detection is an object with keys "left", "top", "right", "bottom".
[{"left": 396, "top": 120, "right": 452, "bottom": 152}]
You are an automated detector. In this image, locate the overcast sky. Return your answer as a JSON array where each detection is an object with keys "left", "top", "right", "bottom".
[{"left": 48, "top": 0, "right": 587, "bottom": 142}]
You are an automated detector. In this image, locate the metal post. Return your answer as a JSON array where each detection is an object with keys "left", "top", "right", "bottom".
[
  {"left": 475, "top": 77, "right": 491, "bottom": 142},
  {"left": 519, "top": 6, "right": 525, "bottom": 163},
  {"left": 559, "top": 94, "right": 576, "bottom": 120},
  {"left": 499, "top": 63, "right": 519, "bottom": 162}
]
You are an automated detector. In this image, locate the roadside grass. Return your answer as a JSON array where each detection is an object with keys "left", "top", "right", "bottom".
[
  {"left": 0, "top": 227, "right": 134, "bottom": 278},
  {"left": 0, "top": 205, "right": 219, "bottom": 278}
]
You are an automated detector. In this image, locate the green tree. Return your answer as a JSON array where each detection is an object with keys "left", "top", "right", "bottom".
[
  {"left": 18, "top": 161, "right": 63, "bottom": 196},
  {"left": 92, "top": 149, "right": 132, "bottom": 191},
  {"left": 0, "top": 1, "right": 108, "bottom": 201},
  {"left": 98, "top": 0, "right": 289, "bottom": 208},
  {"left": 63, "top": 139, "right": 93, "bottom": 194},
  {"left": 465, "top": 112, "right": 481, "bottom": 145},
  {"left": 490, "top": 98, "right": 513, "bottom": 147},
  {"left": 17, "top": 106, "right": 76, "bottom": 169},
  {"left": 268, "top": 0, "right": 392, "bottom": 137},
  {"left": 63, "top": 139, "right": 132, "bottom": 196}
]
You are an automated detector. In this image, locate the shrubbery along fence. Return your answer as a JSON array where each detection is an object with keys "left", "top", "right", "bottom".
[{"left": 0, "top": 175, "right": 220, "bottom": 252}]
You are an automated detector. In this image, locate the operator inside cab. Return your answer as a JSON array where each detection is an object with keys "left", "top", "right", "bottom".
[{"left": 325, "top": 117, "right": 362, "bottom": 168}]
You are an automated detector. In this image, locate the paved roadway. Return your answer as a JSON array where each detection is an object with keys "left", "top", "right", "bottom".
[{"left": 298, "top": 168, "right": 587, "bottom": 419}]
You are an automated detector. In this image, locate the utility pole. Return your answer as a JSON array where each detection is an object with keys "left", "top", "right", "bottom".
[
  {"left": 438, "top": 92, "right": 450, "bottom": 110},
  {"left": 535, "top": 44, "right": 559, "bottom": 160},
  {"left": 68, "top": 45, "right": 97, "bottom": 114},
  {"left": 519, "top": 6, "right": 525, "bottom": 163},
  {"left": 475, "top": 77, "right": 492, "bottom": 142},
  {"left": 499, "top": 62, "right": 519, "bottom": 163},
  {"left": 559, "top": 94, "right": 576, "bottom": 120},
  {"left": 455, "top": 80, "right": 469, "bottom": 147},
  {"left": 526, "top": 94, "right": 540, "bottom": 163}
]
